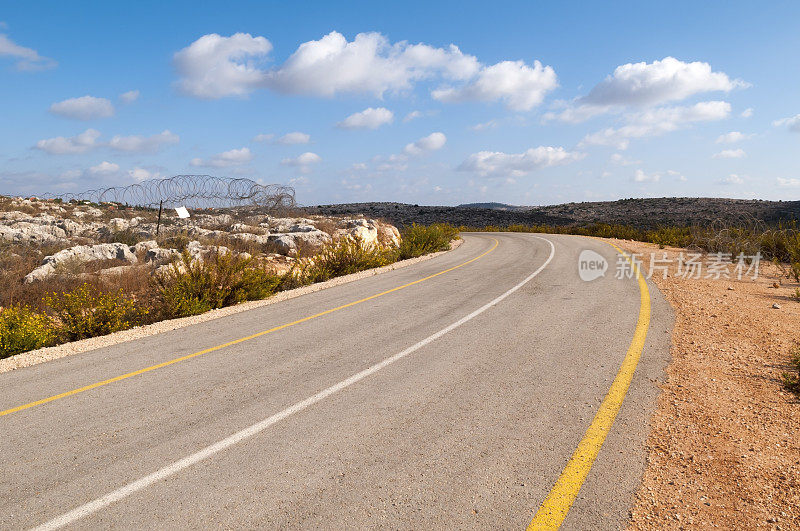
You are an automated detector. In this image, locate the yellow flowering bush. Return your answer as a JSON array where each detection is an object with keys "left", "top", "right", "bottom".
[
  {"left": 44, "top": 283, "right": 145, "bottom": 341},
  {"left": 155, "top": 251, "right": 282, "bottom": 318},
  {"left": 0, "top": 305, "right": 56, "bottom": 359}
]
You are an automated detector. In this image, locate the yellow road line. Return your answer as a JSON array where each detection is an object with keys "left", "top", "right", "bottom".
[
  {"left": 527, "top": 239, "right": 651, "bottom": 530},
  {"left": 0, "top": 238, "right": 499, "bottom": 419}
]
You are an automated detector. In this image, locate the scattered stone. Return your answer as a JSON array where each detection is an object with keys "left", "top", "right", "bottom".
[
  {"left": 24, "top": 243, "right": 138, "bottom": 283},
  {"left": 772, "top": 303, "right": 781, "bottom": 309}
]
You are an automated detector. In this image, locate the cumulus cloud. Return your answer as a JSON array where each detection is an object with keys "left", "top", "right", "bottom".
[
  {"left": 128, "top": 167, "right": 160, "bottom": 181},
  {"left": 773, "top": 114, "right": 800, "bottom": 133},
  {"left": 432, "top": 60, "right": 557, "bottom": 111},
  {"left": 173, "top": 33, "right": 273, "bottom": 98},
  {"left": 88, "top": 161, "right": 119, "bottom": 175},
  {"left": 581, "top": 101, "right": 731, "bottom": 149},
  {"left": 633, "top": 169, "right": 660, "bottom": 183},
  {"left": 35, "top": 129, "right": 101, "bottom": 154},
  {"left": 337, "top": 107, "right": 394, "bottom": 130},
  {"left": 547, "top": 57, "right": 745, "bottom": 123},
  {"left": 716, "top": 131, "right": 748, "bottom": 144},
  {"left": 470, "top": 120, "right": 498, "bottom": 131},
  {"left": 119, "top": 90, "right": 140, "bottom": 103},
  {"left": 777, "top": 177, "right": 800, "bottom": 187},
  {"left": 252, "top": 133, "right": 274, "bottom": 143},
  {"left": 281, "top": 152, "right": 321, "bottom": 166},
  {"left": 713, "top": 148, "right": 746, "bottom": 159},
  {"left": 49, "top": 96, "right": 114, "bottom": 120},
  {"left": 275, "top": 132, "right": 310, "bottom": 145},
  {"left": 107, "top": 130, "right": 179, "bottom": 153},
  {"left": 740, "top": 107, "right": 754, "bottom": 118},
  {"left": 172, "top": 31, "right": 555, "bottom": 110},
  {"left": 0, "top": 32, "right": 56, "bottom": 71},
  {"left": 403, "top": 132, "right": 447, "bottom": 156},
  {"left": 191, "top": 147, "right": 253, "bottom": 167},
  {"left": 458, "top": 146, "right": 583, "bottom": 177},
  {"left": 267, "top": 31, "right": 479, "bottom": 98},
  {"left": 717, "top": 174, "right": 744, "bottom": 185},
  {"left": 610, "top": 153, "right": 640, "bottom": 166},
  {"left": 403, "top": 110, "right": 422, "bottom": 122},
  {"left": 281, "top": 152, "right": 321, "bottom": 173}
]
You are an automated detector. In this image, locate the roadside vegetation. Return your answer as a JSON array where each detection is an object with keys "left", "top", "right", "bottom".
[
  {"left": 783, "top": 346, "right": 800, "bottom": 396},
  {"left": 0, "top": 223, "right": 459, "bottom": 359}
]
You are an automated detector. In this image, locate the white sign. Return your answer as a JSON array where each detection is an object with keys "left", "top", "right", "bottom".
[{"left": 175, "top": 206, "right": 191, "bottom": 219}]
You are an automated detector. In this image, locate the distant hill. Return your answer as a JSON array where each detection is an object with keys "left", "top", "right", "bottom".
[
  {"left": 305, "top": 198, "right": 800, "bottom": 229},
  {"left": 456, "top": 202, "right": 522, "bottom": 210}
]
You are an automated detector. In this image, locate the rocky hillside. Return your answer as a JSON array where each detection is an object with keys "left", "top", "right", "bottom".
[
  {"left": 307, "top": 198, "right": 800, "bottom": 229},
  {"left": 0, "top": 196, "right": 400, "bottom": 288}
]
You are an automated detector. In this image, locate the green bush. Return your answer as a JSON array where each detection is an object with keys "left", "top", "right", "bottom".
[
  {"left": 44, "top": 283, "right": 144, "bottom": 341},
  {"left": 397, "top": 223, "right": 459, "bottom": 260},
  {"left": 0, "top": 305, "right": 56, "bottom": 359},
  {"left": 156, "top": 251, "right": 282, "bottom": 318},
  {"left": 286, "top": 237, "right": 396, "bottom": 286},
  {"left": 783, "top": 346, "right": 800, "bottom": 395}
]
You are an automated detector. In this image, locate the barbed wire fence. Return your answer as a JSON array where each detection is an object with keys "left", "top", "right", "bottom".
[{"left": 43, "top": 175, "right": 296, "bottom": 235}]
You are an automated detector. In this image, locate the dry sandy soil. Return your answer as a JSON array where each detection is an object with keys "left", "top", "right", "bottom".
[{"left": 608, "top": 239, "right": 800, "bottom": 529}]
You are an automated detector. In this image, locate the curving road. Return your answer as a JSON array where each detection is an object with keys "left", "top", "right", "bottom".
[{"left": 0, "top": 233, "right": 672, "bottom": 529}]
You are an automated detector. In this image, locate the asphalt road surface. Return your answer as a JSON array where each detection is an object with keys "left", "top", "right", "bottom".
[{"left": 0, "top": 233, "right": 672, "bottom": 529}]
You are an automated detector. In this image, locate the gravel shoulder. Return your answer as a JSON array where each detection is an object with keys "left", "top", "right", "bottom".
[
  {"left": 610, "top": 239, "right": 800, "bottom": 529},
  {"left": 0, "top": 240, "right": 462, "bottom": 374}
]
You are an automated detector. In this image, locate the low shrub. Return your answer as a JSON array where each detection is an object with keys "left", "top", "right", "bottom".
[
  {"left": 155, "top": 251, "right": 282, "bottom": 318},
  {"left": 397, "top": 223, "right": 459, "bottom": 259},
  {"left": 286, "top": 237, "right": 396, "bottom": 286},
  {"left": 44, "top": 283, "right": 145, "bottom": 341},
  {"left": 783, "top": 346, "right": 800, "bottom": 395},
  {"left": 0, "top": 305, "right": 56, "bottom": 359}
]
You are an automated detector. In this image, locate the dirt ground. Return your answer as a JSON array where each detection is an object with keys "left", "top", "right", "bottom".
[{"left": 607, "top": 239, "right": 800, "bottom": 529}]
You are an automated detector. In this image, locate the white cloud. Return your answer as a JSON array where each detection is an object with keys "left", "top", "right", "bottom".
[
  {"left": 252, "top": 133, "right": 274, "bottom": 143},
  {"left": 88, "top": 161, "right": 119, "bottom": 175},
  {"left": 633, "top": 169, "right": 660, "bottom": 183},
  {"left": 548, "top": 57, "right": 745, "bottom": 123},
  {"left": 403, "top": 110, "right": 422, "bottom": 122},
  {"left": 281, "top": 152, "right": 321, "bottom": 173},
  {"left": 267, "top": 31, "right": 479, "bottom": 98},
  {"left": 432, "top": 60, "right": 557, "bottom": 111},
  {"left": 35, "top": 129, "right": 101, "bottom": 154},
  {"left": 741, "top": 107, "right": 754, "bottom": 118},
  {"left": 191, "top": 147, "right": 253, "bottom": 167},
  {"left": 717, "top": 174, "right": 744, "bottom": 185},
  {"left": 582, "top": 101, "right": 731, "bottom": 149},
  {"left": 713, "top": 148, "right": 746, "bottom": 159},
  {"left": 0, "top": 32, "right": 56, "bottom": 71},
  {"left": 459, "top": 146, "right": 583, "bottom": 177},
  {"left": 773, "top": 114, "right": 800, "bottom": 133},
  {"left": 337, "top": 107, "right": 394, "bottom": 130},
  {"left": 609, "top": 153, "right": 640, "bottom": 166},
  {"left": 108, "top": 130, "right": 179, "bottom": 153},
  {"left": 281, "top": 152, "right": 321, "bottom": 166},
  {"left": 128, "top": 167, "right": 160, "bottom": 181},
  {"left": 173, "top": 33, "right": 273, "bottom": 98},
  {"left": 584, "top": 57, "right": 745, "bottom": 107},
  {"left": 403, "top": 132, "right": 446, "bottom": 156},
  {"left": 49, "top": 96, "right": 114, "bottom": 120},
  {"left": 470, "top": 120, "right": 498, "bottom": 131},
  {"left": 777, "top": 177, "right": 800, "bottom": 187},
  {"left": 174, "top": 31, "right": 481, "bottom": 100},
  {"left": 716, "top": 131, "right": 748, "bottom": 144},
  {"left": 119, "top": 90, "right": 140, "bottom": 103},
  {"left": 276, "top": 132, "right": 310, "bottom": 145}
]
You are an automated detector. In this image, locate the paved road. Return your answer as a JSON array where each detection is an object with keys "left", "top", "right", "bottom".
[{"left": 0, "top": 233, "right": 672, "bottom": 529}]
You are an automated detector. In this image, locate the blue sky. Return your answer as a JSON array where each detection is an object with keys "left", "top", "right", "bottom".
[{"left": 2, "top": 0, "right": 799, "bottom": 206}]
